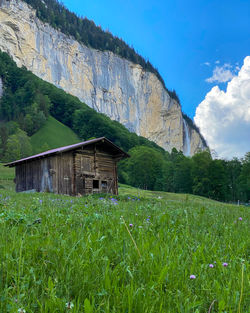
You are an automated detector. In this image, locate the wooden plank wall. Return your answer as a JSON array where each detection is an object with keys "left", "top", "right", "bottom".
[
  {"left": 15, "top": 145, "right": 119, "bottom": 196},
  {"left": 15, "top": 153, "right": 75, "bottom": 195},
  {"left": 74, "top": 145, "right": 118, "bottom": 195},
  {"left": 52, "top": 152, "right": 74, "bottom": 195}
]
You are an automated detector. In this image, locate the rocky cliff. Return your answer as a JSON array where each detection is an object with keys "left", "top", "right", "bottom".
[{"left": 0, "top": 0, "right": 206, "bottom": 155}]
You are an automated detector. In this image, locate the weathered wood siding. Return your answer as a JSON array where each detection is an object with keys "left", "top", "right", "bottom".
[
  {"left": 15, "top": 145, "right": 119, "bottom": 196},
  {"left": 74, "top": 144, "right": 118, "bottom": 195},
  {"left": 15, "top": 152, "right": 75, "bottom": 195},
  {"left": 15, "top": 157, "right": 53, "bottom": 193}
]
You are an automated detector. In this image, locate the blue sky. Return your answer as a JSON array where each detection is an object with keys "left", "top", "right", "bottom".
[
  {"left": 61, "top": 0, "right": 250, "bottom": 118},
  {"left": 61, "top": 0, "right": 250, "bottom": 158}
]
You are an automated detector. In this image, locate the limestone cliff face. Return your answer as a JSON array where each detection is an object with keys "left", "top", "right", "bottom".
[{"left": 0, "top": 0, "right": 206, "bottom": 154}]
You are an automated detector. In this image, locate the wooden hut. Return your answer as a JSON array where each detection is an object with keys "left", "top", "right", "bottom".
[{"left": 5, "top": 137, "right": 129, "bottom": 196}]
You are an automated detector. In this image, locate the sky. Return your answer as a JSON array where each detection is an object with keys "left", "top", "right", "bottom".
[{"left": 61, "top": 0, "right": 250, "bottom": 159}]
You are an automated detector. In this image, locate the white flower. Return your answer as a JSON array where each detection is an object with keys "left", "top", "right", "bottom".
[
  {"left": 66, "top": 302, "right": 74, "bottom": 309},
  {"left": 18, "top": 309, "right": 26, "bottom": 313}
]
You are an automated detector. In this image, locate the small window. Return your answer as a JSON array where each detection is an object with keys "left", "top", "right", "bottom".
[
  {"left": 93, "top": 180, "right": 99, "bottom": 189},
  {"left": 101, "top": 181, "right": 107, "bottom": 188}
]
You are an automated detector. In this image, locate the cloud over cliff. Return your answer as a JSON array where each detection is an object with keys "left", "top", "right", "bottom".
[{"left": 194, "top": 56, "right": 250, "bottom": 159}]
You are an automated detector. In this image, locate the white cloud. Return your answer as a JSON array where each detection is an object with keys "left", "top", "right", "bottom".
[
  {"left": 206, "top": 63, "right": 235, "bottom": 83},
  {"left": 203, "top": 62, "right": 210, "bottom": 66},
  {"left": 215, "top": 60, "right": 220, "bottom": 64},
  {"left": 194, "top": 56, "right": 250, "bottom": 159}
]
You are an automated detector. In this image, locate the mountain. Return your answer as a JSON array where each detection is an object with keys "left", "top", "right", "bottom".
[{"left": 0, "top": 0, "right": 207, "bottom": 155}]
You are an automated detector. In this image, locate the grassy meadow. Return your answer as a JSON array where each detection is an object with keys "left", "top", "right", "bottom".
[{"left": 0, "top": 164, "right": 249, "bottom": 312}]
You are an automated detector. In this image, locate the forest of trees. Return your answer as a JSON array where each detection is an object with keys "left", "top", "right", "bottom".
[
  {"left": 119, "top": 147, "right": 250, "bottom": 203},
  {"left": 0, "top": 51, "right": 249, "bottom": 203}
]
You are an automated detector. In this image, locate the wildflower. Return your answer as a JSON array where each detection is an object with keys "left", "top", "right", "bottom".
[
  {"left": 99, "top": 197, "right": 104, "bottom": 200},
  {"left": 128, "top": 197, "right": 131, "bottom": 200},
  {"left": 209, "top": 264, "right": 214, "bottom": 268},
  {"left": 111, "top": 198, "right": 118, "bottom": 204},
  {"left": 190, "top": 275, "right": 196, "bottom": 279},
  {"left": 65, "top": 302, "right": 74, "bottom": 309},
  {"left": 18, "top": 309, "right": 26, "bottom": 313},
  {"left": 223, "top": 262, "right": 228, "bottom": 267},
  {"left": 238, "top": 217, "right": 242, "bottom": 221},
  {"left": 129, "top": 223, "right": 133, "bottom": 227},
  {"left": 39, "top": 199, "right": 42, "bottom": 204}
]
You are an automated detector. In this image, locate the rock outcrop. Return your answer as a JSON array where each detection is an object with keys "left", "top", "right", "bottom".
[{"left": 0, "top": 0, "right": 206, "bottom": 154}]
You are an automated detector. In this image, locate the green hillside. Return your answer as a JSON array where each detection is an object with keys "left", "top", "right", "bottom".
[{"left": 30, "top": 116, "right": 80, "bottom": 154}]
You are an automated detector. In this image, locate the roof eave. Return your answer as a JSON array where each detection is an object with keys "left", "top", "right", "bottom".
[{"left": 4, "top": 137, "right": 129, "bottom": 167}]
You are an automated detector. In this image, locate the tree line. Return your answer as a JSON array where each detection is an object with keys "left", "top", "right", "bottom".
[
  {"left": 0, "top": 51, "right": 249, "bottom": 203},
  {"left": 119, "top": 147, "right": 250, "bottom": 203}
]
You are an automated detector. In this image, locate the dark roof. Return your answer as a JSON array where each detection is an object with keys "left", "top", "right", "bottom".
[{"left": 5, "top": 137, "right": 129, "bottom": 167}]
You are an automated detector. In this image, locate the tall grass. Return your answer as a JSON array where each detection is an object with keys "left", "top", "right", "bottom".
[{"left": 0, "top": 187, "right": 249, "bottom": 312}]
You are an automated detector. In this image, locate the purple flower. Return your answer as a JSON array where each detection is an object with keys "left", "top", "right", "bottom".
[
  {"left": 99, "top": 197, "right": 104, "bottom": 200},
  {"left": 129, "top": 223, "right": 133, "bottom": 227},
  {"left": 209, "top": 264, "right": 214, "bottom": 268},
  {"left": 223, "top": 262, "right": 228, "bottom": 267},
  {"left": 127, "top": 197, "right": 131, "bottom": 200},
  {"left": 238, "top": 217, "right": 242, "bottom": 221},
  {"left": 39, "top": 200, "right": 42, "bottom": 204},
  {"left": 190, "top": 275, "right": 196, "bottom": 279}
]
